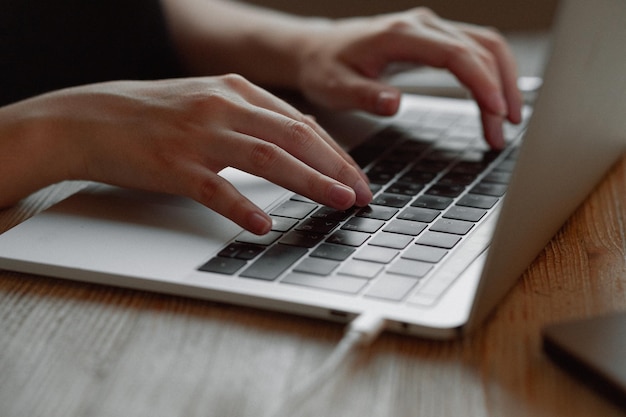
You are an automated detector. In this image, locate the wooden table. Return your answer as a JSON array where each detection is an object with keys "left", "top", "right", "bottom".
[{"left": 1, "top": 150, "right": 626, "bottom": 417}]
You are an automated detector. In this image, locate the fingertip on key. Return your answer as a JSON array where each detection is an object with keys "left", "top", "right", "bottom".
[{"left": 354, "top": 179, "right": 373, "bottom": 207}]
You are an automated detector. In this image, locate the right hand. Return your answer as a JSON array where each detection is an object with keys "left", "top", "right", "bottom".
[{"left": 0, "top": 75, "right": 372, "bottom": 234}]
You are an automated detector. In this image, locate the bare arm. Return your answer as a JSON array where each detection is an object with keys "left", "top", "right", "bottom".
[
  {"left": 0, "top": 77, "right": 371, "bottom": 234},
  {"left": 161, "top": 0, "right": 523, "bottom": 148}
]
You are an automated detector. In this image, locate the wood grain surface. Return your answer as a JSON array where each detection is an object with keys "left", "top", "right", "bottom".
[{"left": 2, "top": 154, "right": 626, "bottom": 417}]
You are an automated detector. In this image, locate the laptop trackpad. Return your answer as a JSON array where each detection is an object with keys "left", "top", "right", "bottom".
[{"left": 0, "top": 168, "right": 289, "bottom": 280}]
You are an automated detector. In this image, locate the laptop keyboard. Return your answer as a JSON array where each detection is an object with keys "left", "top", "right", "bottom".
[{"left": 198, "top": 109, "right": 526, "bottom": 305}]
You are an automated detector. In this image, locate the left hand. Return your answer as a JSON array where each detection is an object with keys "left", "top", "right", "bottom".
[{"left": 294, "top": 7, "right": 523, "bottom": 149}]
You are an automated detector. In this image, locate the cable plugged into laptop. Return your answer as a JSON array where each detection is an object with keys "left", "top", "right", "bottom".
[{"left": 264, "top": 312, "right": 387, "bottom": 417}]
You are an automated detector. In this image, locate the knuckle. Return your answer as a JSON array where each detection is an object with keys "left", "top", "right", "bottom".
[
  {"left": 183, "top": 90, "right": 225, "bottom": 113},
  {"left": 220, "top": 73, "right": 250, "bottom": 89},
  {"left": 446, "top": 40, "right": 473, "bottom": 61},
  {"left": 334, "top": 159, "right": 354, "bottom": 180},
  {"left": 250, "top": 141, "right": 282, "bottom": 170},
  {"left": 375, "top": 7, "right": 439, "bottom": 42},
  {"left": 412, "top": 7, "right": 438, "bottom": 22},
  {"left": 381, "top": 17, "right": 413, "bottom": 34},
  {"left": 481, "top": 27, "right": 507, "bottom": 49},
  {"left": 195, "top": 175, "right": 222, "bottom": 206},
  {"left": 286, "top": 119, "right": 316, "bottom": 150},
  {"left": 304, "top": 171, "right": 326, "bottom": 196}
]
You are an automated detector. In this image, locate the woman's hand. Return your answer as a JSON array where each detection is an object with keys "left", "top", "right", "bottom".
[
  {"left": 0, "top": 75, "right": 372, "bottom": 234},
  {"left": 294, "top": 8, "right": 523, "bottom": 149},
  {"left": 162, "top": 1, "right": 522, "bottom": 149}
]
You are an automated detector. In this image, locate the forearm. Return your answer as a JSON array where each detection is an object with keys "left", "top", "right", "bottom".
[
  {"left": 161, "top": 0, "right": 330, "bottom": 89},
  {"left": 0, "top": 99, "right": 76, "bottom": 207}
]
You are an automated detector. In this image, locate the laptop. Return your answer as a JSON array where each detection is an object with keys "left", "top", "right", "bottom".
[{"left": 1, "top": 0, "right": 625, "bottom": 339}]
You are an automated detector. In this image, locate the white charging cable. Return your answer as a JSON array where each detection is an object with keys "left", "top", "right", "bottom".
[{"left": 264, "top": 313, "right": 387, "bottom": 417}]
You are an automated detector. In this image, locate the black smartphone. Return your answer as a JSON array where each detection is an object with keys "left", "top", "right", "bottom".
[{"left": 543, "top": 312, "right": 626, "bottom": 410}]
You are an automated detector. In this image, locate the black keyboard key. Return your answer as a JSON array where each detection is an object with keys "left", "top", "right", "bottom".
[
  {"left": 443, "top": 206, "right": 487, "bottom": 222},
  {"left": 357, "top": 205, "right": 398, "bottom": 221},
  {"left": 494, "top": 159, "right": 516, "bottom": 172},
  {"left": 338, "top": 260, "right": 383, "bottom": 279},
  {"left": 293, "top": 257, "right": 340, "bottom": 276},
  {"left": 236, "top": 231, "right": 282, "bottom": 246},
  {"left": 412, "top": 195, "right": 453, "bottom": 210},
  {"left": 353, "top": 246, "right": 399, "bottom": 264},
  {"left": 397, "top": 207, "right": 440, "bottom": 223},
  {"left": 369, "top": 183, "right": 384, "bottom": 194},
  {"left": 383, "top": 219, "right": 427, "bottom": 236},
  {"left": 289, "top": 194, "right": 316, "bottom": 204},
  {"left": 457, "top": 194, "right": 499, "bottom": 209},
  {"left": 240, "top": 244, "right": 307, "bottom": 281},
  {"left": 431, "top": 219, "right": 474, "bottom": 235},
  {"left": 218, "top": 242, "right": 265, "bottom": 260},
  {"left": 218, "top": 243, "right": 244, "bottom": 258},
  {"left": 327, "top": 230, "right": 370, "bottom": 247},
  {"left": 416, "top": 231, "right": 461, "bottom": 249},
  {"left": 367, "top": 170, "right": 396, "bottom": 185},
  {"left": 471, "top": 182, "right": 508, "bottom": 197},
  {"left": 384, "top": 181, "right": 425, "bottom": 196},
  {"left": 342, "top": 217, "right": 385, "bottom": 234},
  {"left": 199, "top": 257, "right": 247, "bottom": 275},
  {"left": 451, "top": 161, "right": 489, "bottom": 175},
  {"left": 483, "top": 171, "right": 512, "bottom": 184},
  {"left": 428, "top": 150, "right": 460, "bottom": 161},
  {"left": 402, "top": 244, "right": 448, "bottom": 263},
  {"left": 296, "top": 218, "right": 339, "bottom": 234},
  {"left": 351, "top": 146, "right": 385, "bottom": 168},
  {"left": 311, "top": 206, "right": 355, "bottom": 221},
  {"left": 368, "top": 232, "right": 413, "bottom": 250},
  {"left": 438, "top": 172, "right": 477, "bottom": 186},
  {"left": 396, "top": 139, "right": 430, "bottom": 154},
  {"left": 279, "top": 230, "right": 326, "bottom": 248},
  {"left": 425, "top": 183, "right": 465, "bottom": 198},
  {"left": 399, "top": 170, "right": 437, "bottom": 184},
  {"left": 413, "top": 159, "right": 449, "bottom": 173},
  {"left": 270, "top": 216, "right": 298, "bottom": 232},
  {"left": 349, "top": 127, "right": 404, "bottom": 167},
  {"left": 271, "top": 200, "right": 317, "bottom": 219},
  {"left": 310, "top": 243, "right": 355, "bottom": 261},
  {"left": 372, "top": 193, "right": 412, "bottom": 208},
  {"left": 387, "top": 259, "right": 433, "bottom": 278}
]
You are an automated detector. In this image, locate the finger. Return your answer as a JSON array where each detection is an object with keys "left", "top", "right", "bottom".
[
  {"left": 219, "top": 74, "right": 371, "bottom": 181},
  {"left": 183, "top": 164, "right": 273, "bottom": 235},
  {"left": 301, "top": 115, "right": 372, "bottom": 185},
  {"left": 304, "top": 61, "right": 403, "bottom": 116},
  {"left": 481, "top": 112, "right": 506, "bottom": 150},
  {"left": 364, "top": 19, "right": 512, "bottom": 147},
  {"left": 360, "top": 15, "right": 508, "bottom": 118},
  {"left": 458, "top": 24, "right": 523, "bottom": 124},
  {"left": 209, "top": 129, "right": 369, "bottom": 209},
  {"left": 224, "top": 106, "right": 372, "bottom": 206}
]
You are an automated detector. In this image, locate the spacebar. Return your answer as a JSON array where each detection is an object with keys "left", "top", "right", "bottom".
[{"left": 240, "top": 244, "right": 307, "bottom": 281}]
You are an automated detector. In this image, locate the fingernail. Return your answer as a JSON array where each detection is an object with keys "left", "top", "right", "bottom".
[
  {"left": 353, "top": 179, "right": 373, "bottom": 207},
  {"left": 488, "top": 92, "right": 508, "bottom": 117},
  {"left": 329, "top": 183, "right": 356, "bottom": 208},
  {"left": 248, "top": 212, "right": 272, "bottom": 235},
  {"left": 376, "top": 91, "right": 400, "bottom": 115},
  {"left": 486, "top": 120, "right": 506, "bottom": 150}
]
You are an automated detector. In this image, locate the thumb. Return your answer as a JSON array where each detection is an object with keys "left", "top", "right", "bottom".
[
  {"left": 345, "top": 77, "right": 402, "bottom": 116},
  {"left": 315, "top": 68, "right": 402, "bottom": 116}
]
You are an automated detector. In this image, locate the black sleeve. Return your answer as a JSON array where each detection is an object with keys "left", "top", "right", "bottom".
[{"left": 0, "top": 0, "right": 183, "bottom": 106}]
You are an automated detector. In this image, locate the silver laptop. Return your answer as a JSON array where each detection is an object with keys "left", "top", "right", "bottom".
[{"left": 1, "top": 0, "right": 625, "bottom": 339}]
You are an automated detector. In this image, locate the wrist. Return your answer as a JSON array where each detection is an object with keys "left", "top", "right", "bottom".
[{"left": 0, "top": 96, "right": 81, "bottom": 206}]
